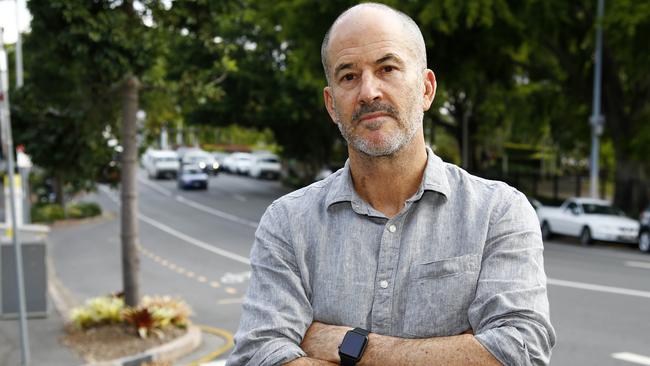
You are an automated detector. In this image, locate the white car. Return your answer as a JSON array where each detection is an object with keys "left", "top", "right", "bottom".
[
  {"left": 537, "top": 197, "right": 640, "bottom": 246},
  {"left": 177, "top": 165, "right": 208, "bottom": 190},
  {"left": 249, "top": 154, "right": 281, "bottom": 179},
  {"left": 142, "top": 149, "right": 180, "bottom": 179},
  {"left": 180, "top": 149, "right": 220, "bottom": 175},
  {"left": 230, "top": 152, "right": 254, "bottom": 175}
]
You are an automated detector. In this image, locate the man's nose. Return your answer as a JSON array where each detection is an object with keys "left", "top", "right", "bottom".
[{"left": 358, "top": 72, "right": 382, "bottom": 104}]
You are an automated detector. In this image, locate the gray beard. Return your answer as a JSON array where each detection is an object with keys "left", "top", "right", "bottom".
[{"left": 336, "top": 111, "right": 422, "bottom": 157}]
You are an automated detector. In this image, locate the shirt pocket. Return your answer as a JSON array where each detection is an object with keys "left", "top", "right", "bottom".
[{"left": 403, "top": 254, "right": 481, "bottom": 338}]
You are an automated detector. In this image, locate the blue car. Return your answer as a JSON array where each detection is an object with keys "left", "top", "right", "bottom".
[{"left": 177, "top": 165, "right": 208, "bottom": 190}]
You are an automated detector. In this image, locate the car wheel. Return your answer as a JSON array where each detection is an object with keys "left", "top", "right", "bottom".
[
  {"left": 541, "top": 221, "right": 552, "bottom": 241},
  {"left": 580, "top": 227, "right": 593, "bottom": 246},
  {"left": 639, "top": 231, "right": 650, "bottom": 253}
]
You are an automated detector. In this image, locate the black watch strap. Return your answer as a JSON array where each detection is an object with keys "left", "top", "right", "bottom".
[
  {"left": 340, "top": 354, "right": 357, "bottom": 366},
  {"left": 352, "top": 327, "right": 370, "bottom": 336}
]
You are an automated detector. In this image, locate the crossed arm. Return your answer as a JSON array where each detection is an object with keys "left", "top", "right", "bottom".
[{"left": 284, "top": 321, "right": 501, "bottom": 366}]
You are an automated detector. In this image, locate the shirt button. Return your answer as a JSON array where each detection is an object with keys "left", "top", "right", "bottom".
[
  {"left": 388, "top": 225, "right": 397, "bottom": 233},
  {"left": 379, "top": 280, "right": 389, "bottom": 289}
]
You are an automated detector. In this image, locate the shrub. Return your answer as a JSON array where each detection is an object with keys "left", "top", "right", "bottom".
[
  {"left": 70, "top": 295, "right": 125, "bottom": 329},
  {"left": 31, "top": 203, "right": 65, "bottom": 223},
  {"left": 66, "top": 201, "right": 101, "bottom": 219},
  {"left": 70, "top": 294, "right": 192, "bottom": 339}
]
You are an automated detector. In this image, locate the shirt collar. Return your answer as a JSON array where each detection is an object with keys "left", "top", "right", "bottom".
[{"left": 325, "top": 146, "right": 451, "bottom": 208}]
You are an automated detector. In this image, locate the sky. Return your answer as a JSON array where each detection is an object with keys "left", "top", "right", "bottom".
[{"left": 0, "top": 0, "right": 31, "bottom": 44}]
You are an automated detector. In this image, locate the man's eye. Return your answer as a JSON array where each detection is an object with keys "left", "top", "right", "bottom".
[
  {"left": 383, "top": 66, "right": 395, "bottom": 73},
  {"left": 342, "top": 74, "right": 355, "bottom": 81}
]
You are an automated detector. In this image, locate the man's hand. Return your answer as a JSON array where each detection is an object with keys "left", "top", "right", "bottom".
[{"left": 300, "top": 321, "right": 351, "bottom": 363}]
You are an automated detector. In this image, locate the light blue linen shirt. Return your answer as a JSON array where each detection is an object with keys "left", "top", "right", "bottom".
[{"left": 227, "top": 147, "right": 555, "bottom": 366}]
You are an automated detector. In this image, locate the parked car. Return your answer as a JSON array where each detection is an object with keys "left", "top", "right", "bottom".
[
  {"left": 249, "top": 154, "right": 281, "bottom": 179},
  {"left": 536, "top": 197, "right": 640, "bottom": 246},
  {"left": 142, "top": 149, "right": 180, "bottom": 179},
  {"left": 230, "top": 152, "right": 254, "bottom": 175},
  {"left": 527, "top": 196, "right": 543, "bottom": 211},
  {"left": 177, "top": 165, "right": 208, "bottom": 190},
  {"left": 639, "top": 206, "right": 650, "bottom": 253},
  {"left": 180, "top": 149, "right": 219, "bottom": 175},
  {"left": 212, "top": 152, "right": 229, "bottom": 172}
]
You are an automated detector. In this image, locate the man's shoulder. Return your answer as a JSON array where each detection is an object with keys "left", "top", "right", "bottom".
[
  {"left": 270, "top": 168, "right": 344, "bottom": 212},
  {"left": 442, "top": 162, "right": 521, "bottom": 200}
]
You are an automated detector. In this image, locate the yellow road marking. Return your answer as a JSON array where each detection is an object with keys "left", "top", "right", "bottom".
[{"left": 184, "top": 325, "right": 234, "bottom": 366}]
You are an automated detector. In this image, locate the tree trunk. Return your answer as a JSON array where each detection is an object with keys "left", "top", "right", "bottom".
[
  {"left": 613, "top": 157, "right": 649, "bottom": 217},
  {"left": 121, "top": 75, "right": 141, "bottom": 307},
  {"left": 53, "top": 174, "right": 65, "bottom": 207}
]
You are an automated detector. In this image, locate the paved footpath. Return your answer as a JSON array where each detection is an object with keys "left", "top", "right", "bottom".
[{"left": 0, "top": 209, "right": 227, "bottom": 366}]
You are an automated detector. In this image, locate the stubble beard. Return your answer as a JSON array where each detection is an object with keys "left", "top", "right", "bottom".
[{"left": 335, "top": 94, "right": 423, "bottom": 158}]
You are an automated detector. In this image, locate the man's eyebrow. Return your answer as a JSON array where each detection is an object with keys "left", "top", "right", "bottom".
[
  {"left": 376, "top": 53, "right": 404, "bottom": 65},
  {"left": 334, "top": 62, "right": 354, "bottom": 77}
]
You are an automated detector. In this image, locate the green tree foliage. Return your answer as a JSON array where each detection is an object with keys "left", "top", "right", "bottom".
[
  {"left": 518, "top": 0, "right": 650, "bottom": 213},
  {"left": 10, "top": 0, "right": 650, "bottom": 212},
  {"left": 11, "top": 0, "right": 157, "bottom": 203}
]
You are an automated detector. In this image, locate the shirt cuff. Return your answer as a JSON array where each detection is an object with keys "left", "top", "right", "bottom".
[
  {"left": 249, "top": 338, "right": 307, "bottom": 366},
  {"left": 475, "top": 326, "right": 531, "bottom": 366}
]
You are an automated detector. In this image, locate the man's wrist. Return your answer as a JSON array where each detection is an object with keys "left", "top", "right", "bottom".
[{"left": 338, "top": 328, "right": 370, "bottom": 365}]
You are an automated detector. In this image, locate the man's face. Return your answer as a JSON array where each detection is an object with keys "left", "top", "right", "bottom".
[{"left": 323, "top": 10, "right": 435, "bottom": 157}]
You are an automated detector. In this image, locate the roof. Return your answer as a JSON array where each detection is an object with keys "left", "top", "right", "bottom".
[{"left": 570, "top": 197, "right": 612, "bottom": 205}]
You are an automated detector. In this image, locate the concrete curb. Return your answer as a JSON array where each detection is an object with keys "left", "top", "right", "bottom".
[{"left": 82, "top": 325, "right": 202, "bottom": 366}]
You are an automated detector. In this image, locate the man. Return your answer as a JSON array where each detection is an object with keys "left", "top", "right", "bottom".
[{"left": 227, "top": 3, "right": 555, "bottom": 365}]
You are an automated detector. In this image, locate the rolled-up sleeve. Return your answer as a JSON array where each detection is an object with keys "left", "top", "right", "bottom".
[
  {"left": 470, "top": 190, "right": 556, "bottom": 366},
  {"left": 226, "top": 203, "right": 312, "bottom": 366}
]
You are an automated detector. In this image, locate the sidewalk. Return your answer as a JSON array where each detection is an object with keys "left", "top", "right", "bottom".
[{"left": 0, "top": 193, "right": 229, "bottom": 365}]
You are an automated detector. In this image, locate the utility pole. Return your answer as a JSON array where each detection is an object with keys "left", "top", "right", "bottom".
[
  {"left": 589, "top": 0, "right": 605, "bottom": 198},
  {"left": 15, "top": 0, "right": 23, "bottom": 88},
  {"left": 0, "top": 27, "right": 31, "bottom": 366}
]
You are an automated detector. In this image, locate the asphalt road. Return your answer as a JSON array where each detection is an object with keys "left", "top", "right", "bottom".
[{"left": 90, "top": 170, "right": 650, "bottom": 365}]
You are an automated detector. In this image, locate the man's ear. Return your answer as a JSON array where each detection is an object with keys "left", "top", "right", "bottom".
[
  {"left": 323, "top": 86, "right": 338, "bottom": 124},
  {"left": 422, "top": 69, "right": 436, "bottom": 112}
]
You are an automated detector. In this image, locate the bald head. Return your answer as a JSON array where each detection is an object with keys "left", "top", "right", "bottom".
[{"left": 321, "top": 3, "right": 427, "bottom": 84}]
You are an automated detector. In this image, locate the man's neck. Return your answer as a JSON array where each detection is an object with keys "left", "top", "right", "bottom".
[{"left": 348, "top": 137, "right": 428, "bottom": 218}]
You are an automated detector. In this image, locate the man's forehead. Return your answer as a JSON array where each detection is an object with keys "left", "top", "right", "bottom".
[{"left": 327, "top": 9, "right": 411, "bottom": 61}]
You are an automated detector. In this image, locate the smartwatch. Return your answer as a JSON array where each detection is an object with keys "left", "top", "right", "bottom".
[{"left": 338, "top": 327, "right": 370, "bottom": 366}]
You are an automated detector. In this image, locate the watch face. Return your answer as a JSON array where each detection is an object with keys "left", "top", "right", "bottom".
[{"left": 340, "top": 331, "right": 367, "bottom": 359}]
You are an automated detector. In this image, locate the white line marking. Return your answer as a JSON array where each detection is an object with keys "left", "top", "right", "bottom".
[
  {"left": 138, "top": 214, "right": 251, "bottom": 265},
  {"left": 99, "top": 186, "right": 251, "bottom": 265},
  {"left": 201, "top": 360, "right": 226, "bottom": 366},
  {"left": 612, "top": 352, "right": 650, "bottom": 365},
  {"left": 221, "top": 271, "right": 251, "bottom": 284},
  {"left": 139, "top": 175, "right": 258, "bottom": 228},
  {"left": 548, "top": 278, "right": 650, "bottom": 299},
  {"left": 233, "top": 194, "right": 248, "bottom": 202},
  {"left": 217, "top": 297, "right": 245, "bottom": 305},
  {"left": 175, "top": 195, "right": 258, "bottom": 228},
  {"left": 624, "top": 261, "right": 650, "bottom": 270},
  {"left": 138, "top": 177, "right": 173, "bottom": 197}
]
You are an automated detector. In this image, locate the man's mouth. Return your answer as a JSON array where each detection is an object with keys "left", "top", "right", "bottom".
[{"left": 359, "top": 112, "right": 390, "bottom": 122}]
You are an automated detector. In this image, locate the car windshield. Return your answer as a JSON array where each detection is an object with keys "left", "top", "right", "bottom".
[
  {"left": 184, "top": 168, "right": 200, "bottom": 174},
  {"left": 581, "top": 203, "right": 624, "bottom": 216},
  {"left": 260, "top": 158, "right": 278, "bottom": 163}
]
